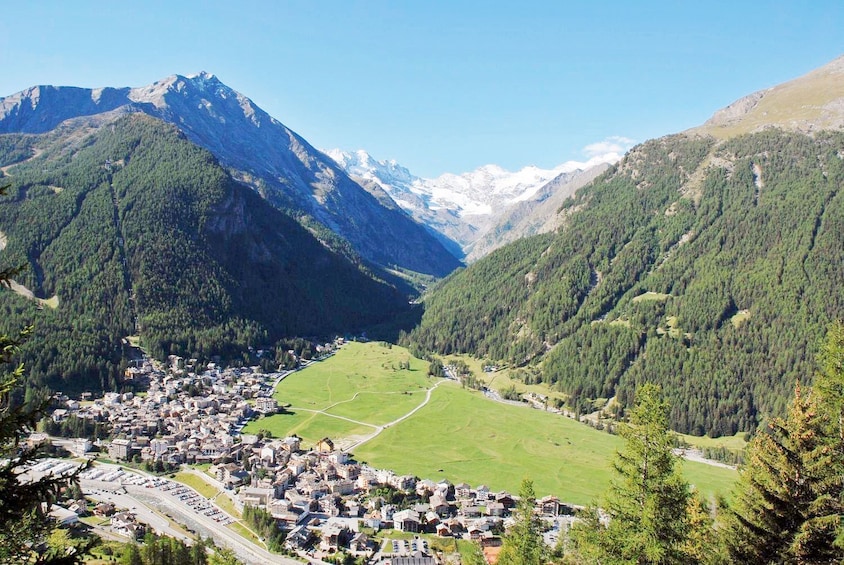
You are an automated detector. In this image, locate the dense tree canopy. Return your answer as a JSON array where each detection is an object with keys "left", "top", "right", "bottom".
[
  {"left": 0, "top": 114, "right": 410, "bottom": 393},
  {"left": 407, "top": 130, "right": 844, "bottom": 435},
  {"left": 0, "top": 184, "right": 92, "bottom": 563}
]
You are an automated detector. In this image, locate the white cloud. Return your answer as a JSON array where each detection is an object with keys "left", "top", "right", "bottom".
[
  {"left": 582, "top": 136, "right": 637, "bottom": 159},
  {"left": 551, "top": 136, "right": 637, "bottom": 174}
]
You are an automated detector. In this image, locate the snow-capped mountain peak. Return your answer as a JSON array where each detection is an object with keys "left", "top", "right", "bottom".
[
  {"left": 326, "top": 150, "right": 577, "bottom": 217},
  {"left": 326, "top": 148, "right": 622, "bottom": 258}
]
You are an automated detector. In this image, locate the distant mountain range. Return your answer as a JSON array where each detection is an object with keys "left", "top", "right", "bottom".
[
  {"left": 325, "top": 148, "right": 618, "bottom": 260},
  {"left": 0, "top": 73, "right": 470, "bottom": 391},
  {"left": 406, "top": 55, "right": 844, "bottom": 437}
]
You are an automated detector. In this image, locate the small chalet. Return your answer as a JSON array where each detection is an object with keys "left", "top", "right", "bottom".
[
  {"left": 393, "top": 509, "right": 421, "bottom": 533},
  {"left": 316, "top": 437, "right": 334, "bottom": 453}
]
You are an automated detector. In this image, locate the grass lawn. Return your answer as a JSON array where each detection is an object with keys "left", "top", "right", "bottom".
[
  {"left": 679, "top": 431, "right": 748, "bottom": 453},
  {"left": 79, "top": 515, "right": 110, "bottom": 527},
  {"left": 215, "top": 493, "right": 241, "bottom": 518},
  {"left": 352, "top": 381, "right": 736, "bottom": 506},
  {"left": 172, "top": 471, "right": 220, "bottom": 499},
  {"left": 245, "top": 410, "right": 376, "bottom": 447},
  {"left": 228, "top": 521, "right": 263, "bottom": 546}
]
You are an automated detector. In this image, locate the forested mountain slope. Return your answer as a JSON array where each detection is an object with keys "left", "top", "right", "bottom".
[
  {"left": 0, "top": 113, "right": 409, "bottom": 392},
  {"left": 0, "top": 73, "right": 462, "bottom": 277},
  {"left": 407, "top": 128, "right": 844, "bottom": 436}
]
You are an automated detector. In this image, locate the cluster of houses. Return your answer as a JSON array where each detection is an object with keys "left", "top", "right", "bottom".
[
  {"left": 51, "top": 355, "right": 291, "bottom": 465},
  {"left": 47, "top": 498, "right": 147, "bottom": 540},
  {"left": 46, "top": 349, "right": 576, "bottom": 561},
  {"left": 213, "top": 435, "right": 574, "bottom": 560}
]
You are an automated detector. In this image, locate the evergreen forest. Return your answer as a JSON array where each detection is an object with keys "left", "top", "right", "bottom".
[
  {"left": 406, "top": 129, "right": 844, "bottom": 436},
  {"left": 0, "top": 113, "right": 410, "bottom": 394}
]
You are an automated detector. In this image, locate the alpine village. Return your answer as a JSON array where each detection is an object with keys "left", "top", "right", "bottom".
[{"left": 5, "top": 31, "right": 844, "bottom": 565}]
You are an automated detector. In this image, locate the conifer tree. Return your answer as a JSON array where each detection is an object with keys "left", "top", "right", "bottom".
[
  {"left": 499, "top": 478, "right": 545, "bottom": 565},
  {"left": 722, "top": 382, "right": 817, "bottom": 562},
  {"left": 724, "top": 323, "right": 844, "bottom": 563},
  {"left": 570, "top": 383, "right": 692, "bottom": 563},
  {"left": 802, "top": 321, "right": 844, "bottom": 556}
]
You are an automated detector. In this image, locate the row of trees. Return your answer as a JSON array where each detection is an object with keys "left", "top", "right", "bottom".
[{"left": 497, "top": 323, "right": 844, "bottom": 564}]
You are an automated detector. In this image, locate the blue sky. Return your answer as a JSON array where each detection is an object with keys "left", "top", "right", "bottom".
[{"left": 2, "top": 1, "right": 843, "bottom": 177}]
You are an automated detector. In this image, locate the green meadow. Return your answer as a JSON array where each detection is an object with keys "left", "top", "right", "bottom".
[
  {"left": 246, "top": 341, "right": 737, "bottom": 506},
  {"left": 244, "top": 342, "right": 435, "bottom": 444}
]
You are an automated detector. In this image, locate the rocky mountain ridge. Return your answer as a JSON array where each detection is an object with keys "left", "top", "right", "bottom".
[
  {"left": 0, "top": 73, "right": 461, "bottom": 277},
  {"left": 326, "top": 148, "right": 620, "bottom": 259},
  {"left": 693, "top": 55, "right": 844, "bottom": 139}
]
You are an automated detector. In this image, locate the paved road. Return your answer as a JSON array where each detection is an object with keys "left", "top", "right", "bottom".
[{"left": 77, "top": 463, "right": 300, "bottom": 565}]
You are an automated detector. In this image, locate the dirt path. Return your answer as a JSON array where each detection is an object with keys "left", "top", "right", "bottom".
[
  {"left": 0, "top": 147, "right": 43, "bottom": 176},
  {"left": 674, "top": 448, "right": 737, "bottom": 470},
  {"left": 285, "top": 379, "right": 445, "bottom": 451}
]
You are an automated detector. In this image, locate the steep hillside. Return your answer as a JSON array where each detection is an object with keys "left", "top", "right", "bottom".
[
  {"left": 0, "top": 114, "right": 409, "bottom": 392},
  {"left": 693, "top": 55, "right": 844, "bottom": 138},
  {"left": 407, "top": 128, "right": 844, "bottom": 437},
  {"left": 0, "top": 74, "right": 461, "bottom": 277}
]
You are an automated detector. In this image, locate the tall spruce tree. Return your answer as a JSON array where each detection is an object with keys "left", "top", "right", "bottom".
[
  {"left": 724, "top": 323, "right": 844, "bottom": 563},
  {"left": 499, "top": 479, "right": 545, "bottom": 565},
  {"left": 570, "top": 383, "right": 693, "bottom": 563},
  {"left": 803, "top": 321, "right": 844, "bottom": 555},
  {"left": 723, "top": 382, "right": 817, "bottom": 562}
]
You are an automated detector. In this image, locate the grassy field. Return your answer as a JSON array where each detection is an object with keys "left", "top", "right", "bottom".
[
  {"left": 632, "top": 291, "right": 671, "bottom": 302},
  {"left": 172, "top": 471, "right": 220, "bottom": 499},
  {"left": 245, "top": 341, "right": 437, "bottom": 445},
  {"left": 272, "top": 343, "right": 432, "bottom": 416},
  {"left": 248, "top": 341, "right": 737, "bottom": 506},
  {"left": 679, "top": 431, "right": 748, "bottom": 453},
  {"left": 353, "top": 382, "right": 735, "bottom": 505},
  {"left": 246, "top": 410, "right": 376, "bottom": 447}
]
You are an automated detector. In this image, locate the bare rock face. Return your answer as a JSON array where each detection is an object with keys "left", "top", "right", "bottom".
[
  {"left": 703, "top": 90, "right": 768, "bottom": 128},
  {"left": 0, "top": 74, "right": 462, "bottom": 277}
]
